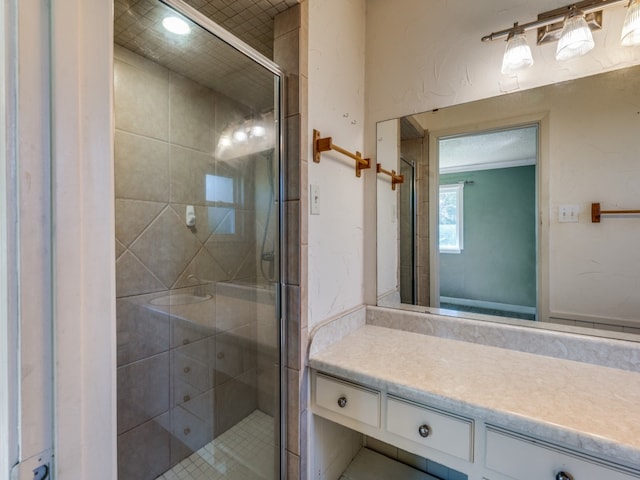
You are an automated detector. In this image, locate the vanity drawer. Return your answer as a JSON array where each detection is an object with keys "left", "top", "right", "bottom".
[
  {"left": 386, "top": 396, "right": 473, "bottom": 461},
  {"left": 314, "top": 373, "right": 381, "bottom": 428},
  {"left": 485, "top": 428, "right": 640, "bottom": 480}
]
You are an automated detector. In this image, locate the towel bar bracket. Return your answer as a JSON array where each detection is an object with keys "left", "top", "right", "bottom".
[{"left": 313, "top": 129, "right": 371, "bottom": 177}]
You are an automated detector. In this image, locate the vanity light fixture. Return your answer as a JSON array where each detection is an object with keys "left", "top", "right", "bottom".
[
  {"left": 162, "top": 16, "right": 191, "bottom": 35},
  {"left": 501, "top": 25, "right": 534, "bottom": 74},
  {"left": 482, "top": 0, "right": 639, "bottom": 73},
  {"left": 556, "top": 8, "right": 595, "bottom": 60},
  {"left": 621, "top": 0, "right": 640, "bottom": 45}
]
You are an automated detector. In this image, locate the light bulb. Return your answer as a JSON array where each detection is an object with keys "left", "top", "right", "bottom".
[
  {"left": 501, "top": 28, "right": 534, "bottom": 74},
  {"left": 556, "top": 10, "right": 594, "bottom": 61},
  {"left": 162, "top": 16, "right": 191, "bottom": 35},
  {"left": 219, "top": 136, "right": 232, "bottom": 147},
  {"left": 621, "top": 0, "right": 640, "bottom": 46},
  {"left": 250, "top": 125, "right": 266, "bottom": 138},
  {"left": 233, "top": 130, "right": 248, "bottom": 143}
]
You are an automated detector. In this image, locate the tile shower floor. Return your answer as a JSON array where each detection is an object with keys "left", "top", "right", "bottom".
[{"left": 156, "top": 410, "right": 275, "bottom": 480}]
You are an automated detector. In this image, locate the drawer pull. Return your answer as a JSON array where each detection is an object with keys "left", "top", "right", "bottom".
[
  {"left": 556, "top": 472, "right": 574, "bottom": 480},
  {"left": 337, "top": 396, "right": 348, "bottom": 408},
  {"left": 418, "top": 424, "right": 431, "bottom": 438}
]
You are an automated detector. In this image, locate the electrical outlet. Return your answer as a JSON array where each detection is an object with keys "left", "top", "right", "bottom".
[{"left": 559, "top": 204, "right": 579, "bottom": 223}]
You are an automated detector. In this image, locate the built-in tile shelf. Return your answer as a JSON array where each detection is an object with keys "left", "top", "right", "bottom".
[{"left": 309, "top": 307, "right": 640, "bottom": 480}]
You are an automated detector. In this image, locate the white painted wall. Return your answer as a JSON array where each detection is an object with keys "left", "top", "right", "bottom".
[
  {"left": 375, "top": 119, "right": 400, "bottom": 300},
  {"left": 308, "top": 1, "right": 367, "bottom": 478},
  {"left": 50, "top": 1, "right": 116, "bottom": 478},
  {"left": 308, "top": 0, "right": 367, "bottom": 329},
  {"left": 365, "top": 0, "right": 640, "bottom": 124},
  {"left": 0, "top": 1, "right": 16, "bottom": 476},
  {"left": 5, "top": 0, "right": 116, "bottom": 478},
  {"left": 9, "top": 1, "right": 54, "bottom": 477}
]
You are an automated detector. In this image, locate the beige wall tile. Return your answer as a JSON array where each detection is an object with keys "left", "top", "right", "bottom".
[
  {"left": 215, "top": 323, "right": 257, "bottom": 386},
  {"left": 117, "top": 297, "right": 170, "bottom": 367},
  {"left": 116, "top": 239, "right": 126, "bottom": 260},
  {"left": 115, "top": 131, "right": 170, "bottom": 202},
  {"left": 115, "top": 58, "right": 170, "bottom": 141},
  {"left": 117, "top": 353, "right": 170, "bottom": 434},
  {"left": 116, "top": 199, "right": 166, "bottom": 247},
  {"left": 173, "top": 248, "right": 230, "bottom": 288},
  {"left": 170, "top": 72, "right": 217, "bottom": 153},
  {"left": 274, "top": 4, "right": 301, "bottom": 38},
  {"left": 116, "top": 250, "right": 166, "bottom": 297},
  {"left": 214, "top": 369, "right": 258, "bottom": 435},
  {"left": 205, "top": 237, "right": 256, "bottom": 279},
  {"left": 274, "top": 29, "right": 300, "bottom": 76},
  {"left": 117, "top": 414, "right": 171, "bottom": 480},
  {"left": 169, "top": 145, "right": 214, "bottom": 205},
  {"left": 129, "top": 207, "right": 202, "bottom": 288}
]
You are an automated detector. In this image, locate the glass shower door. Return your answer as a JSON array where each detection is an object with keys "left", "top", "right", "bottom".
[{"left": 113, "top": 1, "right": 282, "bottom": 478}]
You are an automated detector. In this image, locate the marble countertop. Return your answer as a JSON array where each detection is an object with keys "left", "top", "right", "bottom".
[{"left": 309, "top": 324, "right": 640, "bottom": 469}]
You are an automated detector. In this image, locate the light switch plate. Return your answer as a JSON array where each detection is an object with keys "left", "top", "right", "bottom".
[
  {"left": 310, "top": 184, "right": 320, "bottom": 215},
  {"left": 559, "top": 204, "right": 579, "bottom": 223}
]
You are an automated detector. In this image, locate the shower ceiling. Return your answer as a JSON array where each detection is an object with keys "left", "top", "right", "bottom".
[{"left": 114, "top": 0, "right": 297, "bottom": 109}]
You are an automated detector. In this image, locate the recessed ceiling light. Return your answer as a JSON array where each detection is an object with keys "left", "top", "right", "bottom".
[{"left": 162, "top": 16, "right": 191, "bottom": 35}]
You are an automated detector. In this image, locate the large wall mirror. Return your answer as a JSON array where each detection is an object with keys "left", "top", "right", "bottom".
[{"left": 376, "top": 63, "right": 640, "bottom": 339}]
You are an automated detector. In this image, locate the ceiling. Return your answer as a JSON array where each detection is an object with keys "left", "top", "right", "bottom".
[
  {"left": 114, "top": 0, "right": 297, "bottom": 110},
  {"left": 439, "top": 125, "right": 538, "bottom": 174},
  {"left": 179, "top": 0, "right": 298, "bottom": 59}
]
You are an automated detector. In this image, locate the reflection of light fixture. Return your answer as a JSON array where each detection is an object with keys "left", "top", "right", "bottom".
[
  {"left": 233, "top": 130, "right": 248, "bottom": 142},
  {"left": 482, "top": 0, "right": 639, "bottom": 72},
  {"left": 251, "top": 125, "right": 266, "bottom": 138},
  {"left": 162, "top": 16, "right": 191, "bottom": 35},
  {"left": 501, "top": 25, "right": 534, "bottom": 74},
  {"left": 556, "top": 9, "right": 595, "bottom": 60},
  {"left": 214, "top": 111, "right": 276, "bottom": 162},
  {"left": 621, "top": 0, "right": 640, "bottom": 46}
]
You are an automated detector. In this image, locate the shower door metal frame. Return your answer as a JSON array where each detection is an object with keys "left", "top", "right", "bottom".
[
  {"left": 400, "top": 156, "right": 417, "bottom": 304},
  {"left": 158, "top": 1, "right": 288, "bottom": 477}
]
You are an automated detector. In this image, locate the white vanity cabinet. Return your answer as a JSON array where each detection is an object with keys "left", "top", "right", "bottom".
[
  {"left": 386, "top": 396, "right": 473, "bottom": 462},
  {"left": 484, "top": 427, "right": 640, "bottom": 480},
  {"left": 314, "top": 373, "right": 381, "bottom": 428},
  {"left": 311, "top": 370, "right": 640, "bottom": 480},
  {"left": 311, "top": 370, "right": 476, "bottom": 476}
]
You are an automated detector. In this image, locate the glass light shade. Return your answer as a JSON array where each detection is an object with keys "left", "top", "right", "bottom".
[
  {"left": 250, "top": 125, "right": 266, "bottom": 137},
  {"left": 233, "top": 129, "right": 248, "bottom": 142},
  {"left": 501, "top": 31, "right": 534, "bottom": 74},
  {"left": 621, "top": 0, "right": 640, "bottom": 46},
  {"left": 556, "top": 11, "right": 595, "bottom": 61}
]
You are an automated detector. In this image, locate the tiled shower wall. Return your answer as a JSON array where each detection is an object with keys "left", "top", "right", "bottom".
[
  {"left": 114, "top": 45, "right": 279, "bottom": 479},
  {"left": 401, "top": 136, "right": 429, "bottom": 307},
  {"left": 273, "top": 3, "right": 309, "bottom": 479}
]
